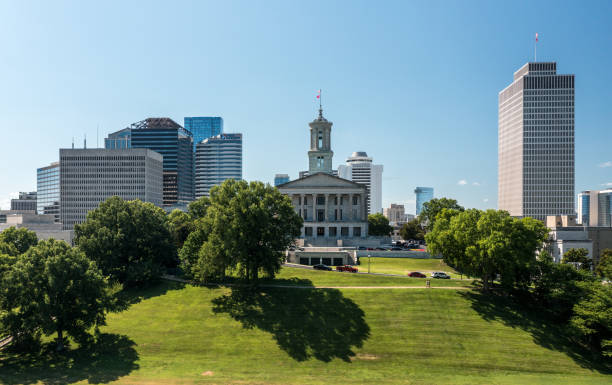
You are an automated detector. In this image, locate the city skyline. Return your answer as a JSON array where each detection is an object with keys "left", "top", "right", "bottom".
[{"left": 1, "top": 1, "right": 611, "bottom": 214}]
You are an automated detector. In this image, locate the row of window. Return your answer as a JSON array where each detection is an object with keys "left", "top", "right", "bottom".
[{"left": 304, "top": 226, "right": 362, "bottom": 237}]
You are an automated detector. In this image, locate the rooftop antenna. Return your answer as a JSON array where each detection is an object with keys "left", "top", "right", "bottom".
[
  {"left": 534, "top": 32, "right": 538, "bottom": 62},
  {"left": 84, "top": 134, "right": 87, "bottom": 149},
  {"left": 72, "top": 137, "right": 74, "bottom": 149}
]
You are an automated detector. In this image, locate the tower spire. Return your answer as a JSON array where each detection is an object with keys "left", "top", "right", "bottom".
[{"left": 317, "top": 89, "right": 323, "bottom": 118}]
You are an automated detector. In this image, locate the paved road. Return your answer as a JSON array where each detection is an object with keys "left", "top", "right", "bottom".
[{"left": 282, "top": 263, "right": 473, "bottom": 281}]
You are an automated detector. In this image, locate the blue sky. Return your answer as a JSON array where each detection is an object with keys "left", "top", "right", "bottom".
[{"left": 1, "top": 0, "right": 611, "bottom": 213}]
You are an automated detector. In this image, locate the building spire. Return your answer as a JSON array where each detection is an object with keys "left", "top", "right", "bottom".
[{"left": 317, "top": 89, "right": 323, "bottom": 118}]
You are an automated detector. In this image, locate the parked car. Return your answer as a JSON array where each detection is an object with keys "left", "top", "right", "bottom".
[
  {"left": 375, "top": 247, "right": 387, "bottom": 251},
  {"left": 408, "top": 271, "right": 426, "bottom": 278},
  {"left": 391, "top": 247, "right": 403, "bottom": 251},
  {"left": 313, "top": 264, "right": 332, "bottom": 271},
  {"left": 431, "top": 271, "right": 451, "bottom": 279},
  {"left": 357, "top": 246, "right": 367, "bottom": 250},
  {"left": 336, "top": 265, "right": 358, "bottom": 273},
  {"left": 367, "top": 247, "right": 374, "bottom": 251}
]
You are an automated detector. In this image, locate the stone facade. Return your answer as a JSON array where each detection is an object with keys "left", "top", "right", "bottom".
[{"left": 277, "top": 172, "right": 368, "bottom": 245}]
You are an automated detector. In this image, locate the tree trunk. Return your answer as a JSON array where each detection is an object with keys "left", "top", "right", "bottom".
[{"left": 56, "top": 327, "right": 64, "bottom": 351}]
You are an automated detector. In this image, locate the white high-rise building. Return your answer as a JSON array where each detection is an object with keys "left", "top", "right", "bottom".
[
  {"left": 338, "top": 152, "right": 383, "bottom": 215},
  {"left": 498, "top": 62, "right": 575, "bottom": 221}
]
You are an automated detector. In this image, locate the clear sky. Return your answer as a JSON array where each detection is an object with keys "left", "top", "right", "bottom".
[{"left": 1, "top": 0, "right": 611, "bottom": 213}]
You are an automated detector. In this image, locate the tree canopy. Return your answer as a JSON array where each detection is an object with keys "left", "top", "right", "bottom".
[
  {"left": 74, "top": 196, "right": 176, "bottom": 287},
  {"left": 0, "top": 227, "right": 38, "bottom": 255},
  {"left": 183, "top": 179, "right": 302, "bottom": 283},
  {"left": 367, "top": 213, "right": 392, "bottom": 236},
  {"left": 596, "top": 249, "right": 612, "bottom": 280},
  {"left": 426, "top": 209, "right": 548, "bottom": 290},
  {"left": 0, "top": 239, "right": 116, "bottom": 350},
  {"left": 562, "top": 248, "right": 592, "bottom": 271},
  {"left": 399, "top": 218, "right": 424, "bottom": 241},
  {"left": 418, "top": 197, "right": 464, "bottom": 231},
  {"left": 168, "top": 209, "right": 194, "bottom": 250}
]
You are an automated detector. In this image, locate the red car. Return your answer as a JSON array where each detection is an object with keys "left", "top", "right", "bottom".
[
  {"left": 336, "top": 265, "right": 358, "bottom": 273},
  {"left": 408, "top": 271, "right": 426, "bottom": 278}
]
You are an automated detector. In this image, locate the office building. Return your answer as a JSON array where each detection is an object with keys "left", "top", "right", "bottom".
[
  {"left": 547, "top": 214, "right": 612, "bottom": 266},
  {"left": 414, "top": 187, "right": 434, "bottom": 215},
  {"left": 384, "top": 204, "right": 406, "bottom": 224},
  {"left": 195, "top": 133, "right": 242, "bottom": 197},
  {"left": 129, "top": 118, "right": 194, "bottom": 206},
  {"left": 0, "top": 212, "right": 72, "bottom": 244},
  {"left": 338, "top": 151, "right": 383, "bottom": 214},
  {"left": 577, "top": 189, "right": 612, "bottom": 227},
  {"left": 498, "top": 62, "right": 575, "bottom": 221},
  {"left": 60, "top": 148, "right": 163, "bottom": 230},
  {"left": 104, "top": 128, "right": 131, "bottom": 149},
  {"left": 37, "top": 162, "right": 60, "bottom": 222},
  {"left": 11, "top": 192, "right": 37, "bottom": 211},
  {"left": 184, "top": 117, "right": 223, "bottom": 152},
  {"left": 274, "top": 174, "right": 290, "bottom": 186}
]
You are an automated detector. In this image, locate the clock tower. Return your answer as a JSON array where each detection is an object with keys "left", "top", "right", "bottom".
[{"left": 307, "top": 107, "right": 334, "bottom": 174}]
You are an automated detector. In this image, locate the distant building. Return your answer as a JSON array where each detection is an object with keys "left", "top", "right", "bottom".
[
  {"left": 11, "top": 192, "right": 37, "bottom": 211},
  {"left": 338, "top": 152, "right": 383, "bottom": 215},
  {"left": 195, "top": 133, "right": 242, "bottom": 197},
  {"left": 129, "top": 118, "right": 194, "bottom": 206},
  {"left": 274, "top": 174, "right": 290, "bottom": 187},
  {"left": 104, "top": 128, "right": 131, "bottom": 149},
  {"left": 498, "top": 62, "right": 575, "bottom": 221},
  {"left": 383, "top": 204, "right": 406, "bottom": 224},
  {"left": 59, "top": 148, "right": 163, "bottom": 230},
  {"left": 184, "top": 117, "right": 223, "bottom": 152},
  {"left": 0, "top": 212, "right": 72, "bottom": 244},
  {"left": 546, "top": 215, "right": 612, "bottom": 266},
  {"left": 37, "top": 162, "right": 60, "bottom": 222},
  {"left": 576, "top": 189, "right": 612, "bottom": 226},
  {"left": 414, "top": 187, "right": 433, "bottom": 215}
]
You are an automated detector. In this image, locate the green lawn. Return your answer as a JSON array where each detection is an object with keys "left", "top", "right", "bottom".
[
  {"left": 355, "top": 257, "right": 466, "bottom": 278},
  {"left": 0, "top": 269, "right": 609, "bottom": 385}
]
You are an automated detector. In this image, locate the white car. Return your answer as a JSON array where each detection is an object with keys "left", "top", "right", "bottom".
[{"left": 431, "top": 271, "right": 451, "bottom": 279}]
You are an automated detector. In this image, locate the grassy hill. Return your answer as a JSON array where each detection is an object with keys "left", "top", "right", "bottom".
[{"left": 0, "top": 266, "right": 609, "bottom": 385}]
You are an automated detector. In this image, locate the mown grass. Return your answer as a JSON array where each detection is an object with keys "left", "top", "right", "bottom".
[{"left": 0, "top": 269, "right": 609, "bottom": 385}]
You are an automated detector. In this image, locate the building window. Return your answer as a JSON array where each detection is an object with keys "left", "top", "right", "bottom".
[
  {"left": 304, "top": 196, "right": 308, "bottom": 205},
  {"left": 334, "top": 209, "right": 338, "bottom": 221},
  {"left": 317, "top": 209, "right": 325, "bottom": 221},
  {"left": 305, "top": 227, "right": 313, "bottom": 237},
  {"left": 317, "top": 227, "right": 325, "bottom": 236},
  {"left": 340, "top": 209, "right": 343, "bottom": 220},
  {"left": 341, "top": 227, "right": 349, "bottom": 236},
  {"left": 353, "top": 196, "right": 358, "bottom": 205},
  {"left": 317, "top": 156, "right": 324, "bottom": 168},
  {"left": 329, "top": 227, "right": 337, "bottom": 237},
  {"left": 303, "top": 209, "right": 308, "bottom": 220},
  {"left": 353, "top": 227, "right": 361, "bottom": 237},
  {"left": 316, "top": 196, "right": 325, "bottom": 205},
  {"left": 318, "top": 131, "right": 323, "bottom": 149}
]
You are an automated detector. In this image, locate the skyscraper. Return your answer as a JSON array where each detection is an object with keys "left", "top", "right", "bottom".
[
  {"left": 37, "top": 162, "right": 60, "bottom": 222},
  {"left": 104, "top": 128, "right": 131, "bottom": 149},
  {"left": 337, "top": 152, "right": 383, "bottom": 214},
  {"left": 274, "top": 174, "right": 290, "bottom": 186},
  {"left": 129, "top": 118, "right": 194, "bottom": 206},
  {"left": 498, "top": 62, "right": 575, "bottom": 221},
  {"left": 59, "top": 148, "right": 163, "bottom": 230},
  {"left": 184, "top": 117, "right": 223, "bottom": 151},
  {"left": 414, "top": 187, "right": 433, "bottom": 215},
  {"left": 576, "top": 190, "right": 612, "bottom": 227},
  {"left": 195, "top": 133, "right": 243, "bottom": 197}
]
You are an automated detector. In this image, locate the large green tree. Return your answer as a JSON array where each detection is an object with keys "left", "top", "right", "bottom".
[
  {"left": 562, "top": 248, "right": 592, "bottom": 271},
  {"left": 0, "top": 239, "right": 116, "bottom": 350},
  {"left": 188, "top": 179, "right": 302, "bottom": 283},
  {"left": 569, "top": 282, "right": 612, "bottom": 357},
  {"left": 74, "top": 196, "right": 176, "bottom": 287},
  {"left": 427, "top": 209, "right": 548, "bottom": 291},
  {"left": 187, "top": 196, "right": 211, "bottom": 220},
  {"left": 418, "top": 197, "right": 464, "bottom": 231},
  {"left": 399, "top": 218, "right": 425, "bottom": 241},
  {"left": 596, "top": 249, "right": 612, "bottom": 280},
  {"left": 368, "top": 213, "right": 393, "bottom": 236},
  {"left": 168, "top": 209, "right": 194, "bottom": 250},
  {"left": 0, "top": 227, "right": 38, "bottom": 254}
]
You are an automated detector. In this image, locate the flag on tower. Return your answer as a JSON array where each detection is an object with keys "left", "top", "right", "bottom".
[
  {"left": 316, "top": 89, "right": 321, "bottom": 99},
  {"left": 535, "top": 32, "right": 538, "bottom": 42}
]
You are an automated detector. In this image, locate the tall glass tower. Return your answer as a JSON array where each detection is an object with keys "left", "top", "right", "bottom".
[
  {"left": 37, "top": 162, "right": 60, "bottom": 222},
  {"left": 184, "top": 117, "right": 223, "bottom": 150},
  {"left": 414, "top": 187, "right": 434, "bottom": 215},
  {"left": 195, "top": 133, "right": 242, "bottom": 197},
  {"left": 130, "top": 118, "right": 194, "bottom": 206},
  {"left": 498, "top": 62, "right": 575, "bottom": 221}
]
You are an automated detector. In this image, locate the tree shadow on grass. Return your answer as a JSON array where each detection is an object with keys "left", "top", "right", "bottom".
[
  {"left": 115, "top": 280, "right": 185, "bottom": 311},
  {"left": 211, "top": 280, "right": 370, "bottom": 362},
  {"left": 459, "top": 290, "right": 612, "bottom": 373},
  {"left": 0, "top": 333, "right": 139, "bottom": 385}
]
